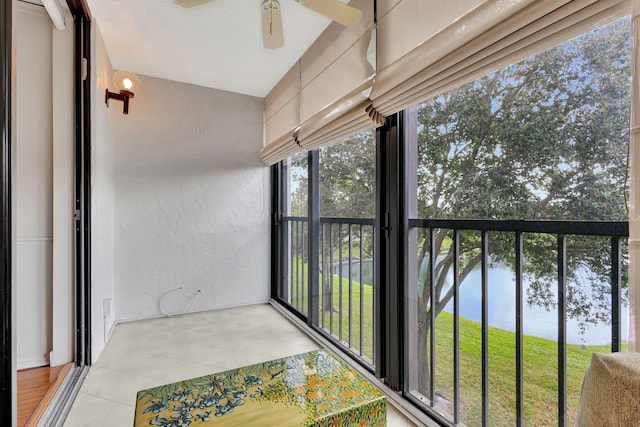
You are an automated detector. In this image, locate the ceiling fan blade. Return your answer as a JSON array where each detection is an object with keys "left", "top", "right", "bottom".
[
  {"left": 298, "top": 0, "right": 362, "bottom": 27},
  {"left": 262, "top": 0, "right": 284, "bottom": 49},
  {"left": 173, "top": 0, "right": 216, "bottom": 8}
]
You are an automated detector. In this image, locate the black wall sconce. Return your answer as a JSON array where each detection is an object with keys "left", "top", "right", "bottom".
[{"left": 105, "top": 70, "right": 140, "bottom": 114}]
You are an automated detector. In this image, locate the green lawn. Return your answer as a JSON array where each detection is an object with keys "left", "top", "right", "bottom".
[
  {"left": 285, "top": 263, "right": 620, "bottom": 426},
  {"left": 431, "top": 311, "right": 624, "bottom": 426},
  {"left": 290, "top": 259, "right": 375, "bottom": 360},
  {"left": 319, "top": 273, "right": 375, "bottom": 361}
]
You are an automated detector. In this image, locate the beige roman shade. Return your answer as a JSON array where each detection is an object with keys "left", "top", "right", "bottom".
[
  {"left": 372, "top": 0, "right": 630, "bottom": 116},
  {"left": 262, "top": 0, "right": 630, "bottom": 166},
  {"left": 261, "top": 63, "right": 302, "bottom": 166},
  {"left": 261, "top": 0, "right": 376, "bottom": 166}
]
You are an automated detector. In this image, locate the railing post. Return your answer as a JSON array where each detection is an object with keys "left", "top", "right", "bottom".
[
  {"left": 453, "top": 230, "right": 460, "bottom": 425},
  {"left": 481, "top": 231, "right": 489, "bottom": 427},
  {"left": 348, "top": 224, "right": 353, "bottom": 348},
  {"left": 301, "top": 221, "right": 306, "bottom": 314},
  {"left": 308, "top": 150, "right": 320, "bottom": 327},
  {"left": 329, "top": 225, "right": 334, "bottom": 333},
  {"left": 360, "top": 224, "right": 365, "bottom": 357},
  {"left": 339, "top": 224, "right": 343, "bottom": 340},
  {"left": 515, "top": 232, "right": 524, "bottom": 427},
  {"left": 295, "top": 221, "right": 300, "bottom": 309},
  {"left": 429, "top": 227, "right": 436, "bottom": 406},
  {"left": 557, "top": 235, "right": 567, "bottom": 427},
  {"left": 611, "top": 236, "right": 622, "bottom": 352}
]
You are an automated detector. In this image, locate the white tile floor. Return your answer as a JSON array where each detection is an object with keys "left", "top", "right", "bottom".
[{"left": 63, "top": 304, "right": 419, "bottom": 426}]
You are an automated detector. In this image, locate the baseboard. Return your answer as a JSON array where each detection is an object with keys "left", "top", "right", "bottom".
[
  {"left": 106, "top": 320, "right": 116, "bottom": 342},
  {"left": 17, "top": 356, "right": 49, "bottom": 371},
  {"left": 115, "top": 300, "right": 271, "bottom": 325},
  {"left": 49, "top": 350, "right": 73, "bottom": 368}
]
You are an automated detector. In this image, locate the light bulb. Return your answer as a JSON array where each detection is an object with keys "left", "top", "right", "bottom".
[{"left": 123, "top": 78, "right": 133, "bottom": 90}]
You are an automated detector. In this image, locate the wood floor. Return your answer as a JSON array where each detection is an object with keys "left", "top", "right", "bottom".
[{"left": 17, "top": 363, "right": 71, "bottom": 427}]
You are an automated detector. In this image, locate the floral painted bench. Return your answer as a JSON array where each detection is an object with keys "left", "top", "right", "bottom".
[{"left": 134, "top": 349, "right": 387, "bottom": 426}]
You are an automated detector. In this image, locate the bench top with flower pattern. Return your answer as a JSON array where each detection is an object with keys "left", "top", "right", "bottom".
[{"left": 134, "top": 349, "right": 386, "bottom": 426}]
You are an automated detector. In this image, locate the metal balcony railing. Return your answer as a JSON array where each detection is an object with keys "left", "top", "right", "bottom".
[
  {"left": 279, "top": 216, "right": 628, "bottom": 426},
  {"left": 284, "top": 217, "right": 308, "bottom": 316},
  {"left": 319, "top": 217, "right": 376, "bottom": 367},
  {"left": 407, "top": 219, "right": 629, "bottom": 427},
  {"left": 280, "top": 216, "right": 376, "bottom": 368}
]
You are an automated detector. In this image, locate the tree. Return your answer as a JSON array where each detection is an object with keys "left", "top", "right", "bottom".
[
  {"left": 288, "top": 152, "right": 309, "bottom": 217},
  {"left": 319, "top": 132, "right": 376, "bottom": 219},
  {"left": 413, "top": 17, "right": 631, "bottom": 398},
  {"left": 291, "top": 132, "right": 376, "bottom": 219},
  {"left": 319, "top": 133, "right": 376, "bottom": 315},
  {"left": 288, "top": 134, "right": 376, "bottom": 314}
]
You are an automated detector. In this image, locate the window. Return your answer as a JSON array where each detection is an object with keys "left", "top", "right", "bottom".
[
  {"left": 275, "top": 130, "right": 378, "bottom": 368},
  {"left": 318, "top": 131, "right": 376, "bottom": 365},
  {"left": 279, "top": 151, "right": 309, "bottom": 315},
  {"left": 271, "top": 15, "right": 631, "bottom": 427},
  {"left": 405, "top": 17, "right": 631, "bottom": 426}
]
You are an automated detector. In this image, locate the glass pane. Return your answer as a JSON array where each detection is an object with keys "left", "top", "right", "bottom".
[
  {"left": 406, "top": 227, "right": 433, "bottom": 404},
  {"left": 414, "top": 19, "right": 630, "bottom": 223},
  {"left": 456, "top": 231, "right": 483, "bottom": 426},
  {"left": 405, "top": 16, "right": 631, "bottom": 426},
  {"left": 564, "top": 235, "right": 629, "bottom": 426},
  {"left": 522, "top": 233, "right": 558, "bottom": 426},
  {"left": 319, "top": 131, "right": 376, "bottom": 218},
  {"left": 286, "top": 151, "right": 308, "bottom": 217},
  {"left": 317, "top": 130, "right": 377, "bottom": 366},
  {"left": 487, "top": 232, "right": 516, "bottom": 427},
  {"left": 281, "top": 152, "right": 309, "bottom": 315}
]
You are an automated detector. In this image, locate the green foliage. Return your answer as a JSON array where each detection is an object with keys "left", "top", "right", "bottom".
[
  {"left": 319, "top": 131, "right": 376, "bottom": 218},
  {"left": 288, "top": 152, "right": 309, "bottom": 217},
  {"left": 415, "top": 17, "right": 631, "bottom": 330},
  {"left": 288, "top": 131, "right": 376, "bottom": 219},
  {"left": 416, "top": 20, "right": 630, "bottom": 222}
]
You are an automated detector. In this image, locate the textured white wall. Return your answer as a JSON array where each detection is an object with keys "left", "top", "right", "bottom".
[
  {"left": 113, "top": 74, "right": 269, "bottom": 322},
  {"left": 92, "top": 23, "right": 117, "bottom": 361}
]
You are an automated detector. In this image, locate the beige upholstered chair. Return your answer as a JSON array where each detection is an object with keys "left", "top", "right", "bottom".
[{"left": 575, "top": 352, "right": 640, "bottom": 426}]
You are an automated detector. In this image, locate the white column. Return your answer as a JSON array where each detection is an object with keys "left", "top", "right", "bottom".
[{"left": 629, "top": 0, "right": 640, "bottom": 351}]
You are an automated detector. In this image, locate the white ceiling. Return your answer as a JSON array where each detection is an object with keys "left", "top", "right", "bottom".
[{"left": 85, "top": 0, "right": 335, "bottom": 98}]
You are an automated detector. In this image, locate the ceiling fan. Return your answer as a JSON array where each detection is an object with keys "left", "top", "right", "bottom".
[{"left": 173, "top": 0, "right": 363, "bottom": 49}]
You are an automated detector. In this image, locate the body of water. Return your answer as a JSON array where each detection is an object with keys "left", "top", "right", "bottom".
[
  {"left": 334, "top": 259, "right": 627, "bottom": 346},
  {"left": 439, "top": 263, "right": 628, "bottom": 346},
  {"left": 331, "top": 259, "right": 374, "bottom": 287}
]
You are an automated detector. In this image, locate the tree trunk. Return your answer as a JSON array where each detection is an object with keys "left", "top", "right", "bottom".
[
  {"left": 321, "top": 234, "right": 333, "bottom": 314},
  {"left": 417, "top": 299, "right": 432, "bottom": 397},
  {"left": 414, "top": 247, "right": 482, "bottom": 402}
]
